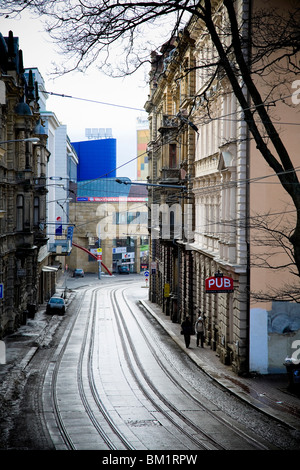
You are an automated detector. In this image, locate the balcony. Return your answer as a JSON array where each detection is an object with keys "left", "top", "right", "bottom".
[
  {"left": 34, "top": 177, "right": 47, "bottom": 194},
  {"left": 48, "top": 239, "right": 72, "bottom": 255},
  {"left": 158, "top": 115, "right": 178, "bottom": 135},
  {"left": 160, "top": 168, "right": 180, "bottom": 182},
  {"left": 34, "top": 228, "right": 48, "bottom": 247},
  {"left": 16, "top": 171, "right": 32, "bottom": 190},
  {"left": 159, "top": 167, "right": 188, "bottom": 186}
]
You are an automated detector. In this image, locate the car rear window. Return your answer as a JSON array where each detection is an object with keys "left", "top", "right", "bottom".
[{"left": 50, "top": 298, "right": 64, "bottom": 304}]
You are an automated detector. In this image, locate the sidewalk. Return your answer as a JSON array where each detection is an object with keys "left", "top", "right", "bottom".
[
  {"left": 1, "top": 285, "right": 299, "bottom": 434},
  {"left": 140, "top": 299, "right": 300, "bottom": 432}
]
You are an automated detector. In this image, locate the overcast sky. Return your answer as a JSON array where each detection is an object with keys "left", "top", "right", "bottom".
[{"left": 0, "top": 11, "right": 150, "bottom": 179}]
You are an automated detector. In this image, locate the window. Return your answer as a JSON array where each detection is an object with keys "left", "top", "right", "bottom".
[
  {"left": 169, "top": 144, "right": 177, "bottom": 168},
  {"left": 16, "top": 195, "right": 24, "bottom": 231},
  {"left": 114, "top": 212, "right": 148, "bottom": 225},
  {"left": 33, "top": 197, "right": 39, "bottom": 226},
  {"left": 127, "top": 212, "right": 137, "bottom": 225},
  {"left": 114, "top": 212, "right": 127, "bottom": 225}
]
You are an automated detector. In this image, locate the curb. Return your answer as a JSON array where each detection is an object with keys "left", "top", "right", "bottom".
[{"left": 139, "top": 300, "right": 300, "bottom": 431}]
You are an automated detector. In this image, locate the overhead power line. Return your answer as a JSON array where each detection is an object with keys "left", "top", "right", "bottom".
[
  {"left": 42, "top": 87, "right": 299, "bottom": 182},
  {"left": 44, "top": 88, "right": 299, "bottom": 125},
  {"left": 44, "top": 90, "right": 146, "bottom": 112}
]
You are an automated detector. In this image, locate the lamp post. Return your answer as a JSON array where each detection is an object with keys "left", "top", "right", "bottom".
[
  {"left": 115, "top": 178, "right": 186, "bottom": 190},
  {"left": 49, "top": 176, "right": 69, "bottom": 181},
  {"left": 98, "top": 224, "right": 101, "bottom": 280}
]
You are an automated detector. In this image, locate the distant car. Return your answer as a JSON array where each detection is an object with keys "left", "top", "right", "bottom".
[
  {"left": 46, "top": 296, "right": 66, "bottom": 315},
  {"left": 118, "top": 265, "right": 130, "bottom": 274},
  {"left": 73, "top": 268, "right": 84, "bottom": 277}
]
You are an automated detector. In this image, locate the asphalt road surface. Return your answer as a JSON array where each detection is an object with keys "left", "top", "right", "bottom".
[{"left": 1, "top": 273, "right": 299, "bottom": 455}]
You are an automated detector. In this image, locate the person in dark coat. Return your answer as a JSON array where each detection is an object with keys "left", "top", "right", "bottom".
[{"left": 181, "top": 315, "right": 192, "bottom": 348}]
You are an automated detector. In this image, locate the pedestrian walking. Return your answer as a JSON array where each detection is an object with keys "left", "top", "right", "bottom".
[
  {"left": 195, "top": 312, "right": 205, "bottom": 348},
  {"left": 181, "top": 315, "right": 192, "bottom": 348}
]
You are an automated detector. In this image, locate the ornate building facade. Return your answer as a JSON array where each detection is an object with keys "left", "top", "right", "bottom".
[
  {"left": 145, "top": 31, "right": 197, "bottom": 326},
  {"left": 145, "top": 0, "right": 300, "bottom": 375},
  {"left": 0, "top": 31, "right": 49, "bottom": 336}
]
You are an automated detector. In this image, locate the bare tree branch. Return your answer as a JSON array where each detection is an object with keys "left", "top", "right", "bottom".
[{"left": 2, "top": 0, "right": 300, "bottom": 277}]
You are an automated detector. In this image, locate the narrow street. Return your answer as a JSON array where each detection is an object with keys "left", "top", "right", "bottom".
[{"left": 1, "top": 274, "right": 300, "bottom": 452}]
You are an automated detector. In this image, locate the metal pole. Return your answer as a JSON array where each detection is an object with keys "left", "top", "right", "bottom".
[{"left": 98, "top": 225, "right": 101, "bottom": 280}]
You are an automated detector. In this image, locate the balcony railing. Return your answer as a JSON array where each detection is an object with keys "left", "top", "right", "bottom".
[
  {"left": 48, "top": 239, "right": 72, "bottom": 255},
  {"left": 34, "top": 177, "right": 47, "bottom": 193},
  {"left": 160, "top": 168, "right": 181, "bottom": 183},
  {"left": 158, "top": 115, "right": 178, "bottom": 134}
]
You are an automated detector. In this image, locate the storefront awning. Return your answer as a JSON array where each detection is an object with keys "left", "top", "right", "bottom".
[{"left": 42, "top": 266, "right": 59, "bottom": 272}]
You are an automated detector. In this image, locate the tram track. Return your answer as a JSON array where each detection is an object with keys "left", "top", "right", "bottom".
[
  {"left": 49, "top": 288, "right": 86, "bottom": 450},
  {"left": 46, "top": 286, "right": 134, "bottom": 450},
  {"left": 110, "top": 287, "right": 223, "bottom": 450},
  {"left": 78, "top": 288, "right": 134, "bottom": 450},
  {"left": 44, "top": 280, "right": 275, "bottom": 450},
  {"left": 110, "top": 286, "right": 271, "bottom": 451}
]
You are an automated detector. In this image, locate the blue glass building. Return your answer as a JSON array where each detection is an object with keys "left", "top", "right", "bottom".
[
  {"left": 76, "top": 177, "right": 132, "bottom": 199},
  {"left": 72, "top": 138, "right": 116, "bottom": 181}
]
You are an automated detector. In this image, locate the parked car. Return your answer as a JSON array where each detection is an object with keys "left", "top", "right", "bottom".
[
  {"left": 73, "top": 268, "right": 84, "bottom": 277},
  {"left": 118, "top": 265, "right": 130, "bottom": 274},
  {"left": 46, "top": 296, "right": 66, "bottom": 315}
]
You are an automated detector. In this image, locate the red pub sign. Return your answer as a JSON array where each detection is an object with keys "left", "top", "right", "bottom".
[{"left": 205, "top": 274, "right": 234, "bottom": 293}]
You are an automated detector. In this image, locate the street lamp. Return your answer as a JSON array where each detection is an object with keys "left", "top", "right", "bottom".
[
  {"left": 115, "top": 178, "right": 186, "bottom": 190},
  {"left": 47, "top": 198, "right": 73, "bottom": 204},
  {"left": 49, "top": 176, "right": 69, "bottom": 181},
  {"left": 0, "top": 137, "right": 40, "bottom": 144}
]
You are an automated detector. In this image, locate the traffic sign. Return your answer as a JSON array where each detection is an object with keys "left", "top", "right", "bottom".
[
  {"left": 0, "top": 283, "right": 3, "bottom": 299},
  {"left": 144, "top": 270, "right": 149, "bottom": 277}
]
